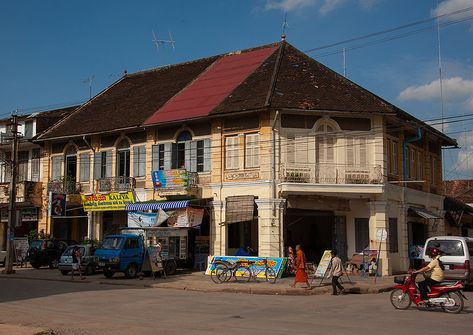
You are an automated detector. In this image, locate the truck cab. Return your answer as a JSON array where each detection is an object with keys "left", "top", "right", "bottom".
[{"left": 95, "top": 234, "right": 144, "bottom": 278}]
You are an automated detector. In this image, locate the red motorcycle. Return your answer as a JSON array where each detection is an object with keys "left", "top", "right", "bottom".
[{"left": 390, "top": 271, "right": 467, "bottom": 314}]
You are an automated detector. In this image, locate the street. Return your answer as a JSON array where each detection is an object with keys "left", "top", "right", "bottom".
[{"left": 0, "top": 278, "right": 472, "bottom": 335}]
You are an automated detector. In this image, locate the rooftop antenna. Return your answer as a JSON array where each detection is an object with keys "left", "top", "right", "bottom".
[
  {"left": 82, "top": 75, "right": 95, "bottom": 100},
  {"left": 152, "top": 30, "right": 176, "bottom": 52},
  {"left": 281, "top": 13, "right": 289, "bottom": 41}
]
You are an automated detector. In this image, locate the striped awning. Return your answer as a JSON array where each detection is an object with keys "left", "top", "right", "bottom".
[{"left": 125, "top": 200, "right": 190, "bottom": 211}]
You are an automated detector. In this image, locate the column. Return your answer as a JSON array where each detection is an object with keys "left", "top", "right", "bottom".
[
  {"left": 368, "top": 201, "right": 391, "bottom": 276},
  {"left": 210, "top": 200, "right": 226, "bottom": 256},
  {"left": 255, "top": 199, "right": 285, "bottom": 258},
  {"left": 94, "top": 212, "right": 103, "bottom": 241},
  {"left": 87, "top": 212, "right": 94, "bottom": 240},
  {"left": 398, "top": 204, "right": 410, "bottom": 272}
]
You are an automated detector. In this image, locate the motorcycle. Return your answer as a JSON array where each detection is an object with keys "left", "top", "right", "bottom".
[{"left": 390, "top": 270, "right": 467, "bottom": 314}]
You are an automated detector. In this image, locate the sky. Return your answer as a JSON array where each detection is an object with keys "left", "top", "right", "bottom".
[{"left": 1, "top": 0, "right": 473, "bottom": 180}]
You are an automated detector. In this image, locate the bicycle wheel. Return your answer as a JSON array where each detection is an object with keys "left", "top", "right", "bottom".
[
  {"left": 234, "top": 266, "right": 252, "bottom": 282},
  {"left": 210, "top": 264, "right": 228, "bottom": 284},
  {"left": 265, "top": 267, "right": 277, "bottom": 284}
]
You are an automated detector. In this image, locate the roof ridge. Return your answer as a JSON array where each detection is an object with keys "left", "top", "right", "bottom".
[
  {"left": 264, "top": 42, "right": 286, "bottom": 107},
  {"left": 128, "top": 42, "right": 281, "bottom": 78}
]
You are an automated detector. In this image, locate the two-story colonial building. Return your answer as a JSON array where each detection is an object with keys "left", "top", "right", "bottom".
[{"left": 36, "top": 42, "right": 457, "bottom": 275}]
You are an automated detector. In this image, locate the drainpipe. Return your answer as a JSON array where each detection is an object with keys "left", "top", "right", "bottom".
[{"left": 403, "top": 128, "right": 422, "bottom": 183}]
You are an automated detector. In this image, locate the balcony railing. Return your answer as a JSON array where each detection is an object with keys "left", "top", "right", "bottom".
[
  {"left": 280, "top": 163, "right": 383, "bottom": 185},
  {"left": 95, "top": 176, "right": 136, "bottom": 193},
  {"left": 48, "top": 179, "right": 82, "bottom": 195}
]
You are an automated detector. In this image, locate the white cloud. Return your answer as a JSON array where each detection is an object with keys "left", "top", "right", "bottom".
[
  {"left": 320, "top": 0, "right": 348, "bottom": 15},
  {"left": 265, "top": 0, "right": 318, "bottom": 11},
  {"left": 467, "top": 96, "right": 473, "bottom": 110},
  {"left": 264, "top": 0, "right": 378, "bottom": 13},
  {"left": 399, "top": 76, "right": 473, "bottom": 101},
  {"left": 432, "top": 0, "right": 473, "bottom": 18}
]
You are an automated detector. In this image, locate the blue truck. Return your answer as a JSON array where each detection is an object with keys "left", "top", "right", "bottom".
[{"left": 95, "top": 228, "right": 189, "bottom": 278}]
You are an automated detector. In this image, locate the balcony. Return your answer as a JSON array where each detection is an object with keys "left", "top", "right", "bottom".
[
  {"left": 94, "top": 176, "right": 136, "bottom": 193},
  {"left": 280, "top": 163, "right": 383, "bottom": 184},
  {"left": 0, "top": 181, "right": 43, "bottom": 206},
  {"left": 47, "top": 179, "right": 82, "bottom": 195}
]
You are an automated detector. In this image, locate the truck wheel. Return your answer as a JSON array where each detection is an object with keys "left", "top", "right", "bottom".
[
  {"left": 60, "top": 270, "right": 69, "bottom": 276},
  {"left": 85, "top": 264, "right": 95, "bottom": 276},
  {"left": 104, "top": 270, "right": 114, "bottom": 278},
  {"left": 31, "top": 262, "right": 41, "bottom": 269},
  {"left": 125, "top": 264, "right": 138, "bottom": 278},
  {"left": 164, "top": 260, "right": 177, "bottom": 275}
]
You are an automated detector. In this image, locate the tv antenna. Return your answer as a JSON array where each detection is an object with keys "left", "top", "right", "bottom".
[
  {"left": 152, "top": 30, "right": 176, "bottom": 52},
  {"left": 281, "top": 13, "right": 289, "bottom": 41},
  {"left": 82, "top": 75, "right": 95, "bottom": 100}
]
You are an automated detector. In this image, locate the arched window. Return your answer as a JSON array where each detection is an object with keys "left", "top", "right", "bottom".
[
  {"left": 173, "top": 131, "right": 193, "bottom": 169},
  {"left": 116, "top": 139, "right": 130, "bottom": 177},
  {"left": 315, "top": 122, "right": 336, "bottom": 164},
  {"left": 64, "top": 145, "right": 77, "bottom": 182}
]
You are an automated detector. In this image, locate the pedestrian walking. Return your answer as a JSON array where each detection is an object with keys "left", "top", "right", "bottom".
[
  {"left": 71, "top": 246, "right": 85, "bottom": 280},
  {"left": 328, "top": 250, "right": 345, "bottom": 295},
  {"left": 286, "top": 245, "right": 295, "bottom": 275},
  {"left": 291, "top": 245, "right": 311, "bottom": 289}
]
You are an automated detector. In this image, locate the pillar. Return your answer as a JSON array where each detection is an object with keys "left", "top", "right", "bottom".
[
  {"left": 210, "top": 200, "right": 226, "bottom": 256},
  {"left": 94, "top": 212, "right": 103, "bottom": 241},
  {"left": 368, "top": 201, "right": 391, "bottom": 276},
  {"left": 255, "top": 199, "right": 285, "bottom": 258},
  {"left": 398, "top": 204, "right": 410, "bottom": 272}
]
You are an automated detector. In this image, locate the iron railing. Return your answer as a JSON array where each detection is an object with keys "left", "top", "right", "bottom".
[
  {"left": 280, "top": 163, "right": 383, "bottom": 184},
  {"left": 95, "top": 176, "right": 136, "bottom": 193},
  {"left": 47, "top": 179, "right": 82, "bottom": 194}
]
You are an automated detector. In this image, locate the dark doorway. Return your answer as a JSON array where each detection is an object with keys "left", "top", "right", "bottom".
[
  {"left": 65, "top": 155, "right": 77, "bottom": 181},
  {"left": 117, "top": 149, "right": 130, "bottom": 177},
  {"left": 284, "top": 209, "right": 346, "bottom": 263}
]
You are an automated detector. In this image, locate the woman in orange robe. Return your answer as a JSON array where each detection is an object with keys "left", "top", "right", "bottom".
[{"left": 291, "top": 245, "right": 311, "bottom": 289}]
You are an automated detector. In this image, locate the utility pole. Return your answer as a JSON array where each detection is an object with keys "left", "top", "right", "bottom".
[{"left": 3, "top": 113, "right": 19, "bottom": 274}]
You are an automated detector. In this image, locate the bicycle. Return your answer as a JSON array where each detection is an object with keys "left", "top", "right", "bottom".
[
  {"left": 210, "top": 259, "right": 252, "bottom": 284},
  {"left": 248, "top": 258, "right": 277, "bottom": 284}
]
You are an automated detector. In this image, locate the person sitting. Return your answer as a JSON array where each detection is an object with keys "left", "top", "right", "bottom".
[{"left": 415, "top": 247, "right": 444, "bottom": 304}]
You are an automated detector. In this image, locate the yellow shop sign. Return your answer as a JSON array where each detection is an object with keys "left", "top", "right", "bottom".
[{"left": 81, "top": 192, "right": 135, "bottom": 212}]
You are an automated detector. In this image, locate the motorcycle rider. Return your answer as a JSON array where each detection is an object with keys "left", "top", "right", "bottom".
[{"left": 414, "top": 247, "right": 444, "bottom": 304}]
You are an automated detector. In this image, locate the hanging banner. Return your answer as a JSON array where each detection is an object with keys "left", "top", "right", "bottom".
[
  {"left": 49, "top": 192, "right": 66, "bottom": 217},
  {"left": 127, "top": 210, "right": 169, "bottom": 228},
  {"left": 314, "top": 250, "right": 333, "bottom": 278},
  {"left": 152, "top": 169, "right": 189, "bottom": 189},
  {"left": 167, "top": 207, "right": 204, "bottom": 228},
  {"left": 81, "top": 192, "right": 135, "bottom": 211}
]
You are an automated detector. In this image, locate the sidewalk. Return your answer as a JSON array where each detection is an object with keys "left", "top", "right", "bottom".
[{"left": 0, "top": 266, "right": 394, "bottom": 296}]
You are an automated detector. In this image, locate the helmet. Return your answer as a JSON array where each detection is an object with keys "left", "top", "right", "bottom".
[{"left": 430, "top": 247, "right": 441, "bottom": 257}]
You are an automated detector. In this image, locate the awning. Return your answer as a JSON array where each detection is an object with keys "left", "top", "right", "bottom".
[
  {"left": 224, "top": 195, "right": 255, "bottom": 224},
  {"left": 409, "top": 207, "right": 442, "bottom": 220},
  {"left": 125, "top": 200, "right": 190, "bottom": 211}
]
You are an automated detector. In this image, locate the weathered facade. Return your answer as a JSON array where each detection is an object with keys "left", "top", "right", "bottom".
[{"left": 35, "top": 42, "right": 458, "bottom": 275}]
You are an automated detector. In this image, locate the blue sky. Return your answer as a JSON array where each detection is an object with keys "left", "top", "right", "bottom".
[{"left": 1, "top": 0, "right": 473, "bottom": 179}]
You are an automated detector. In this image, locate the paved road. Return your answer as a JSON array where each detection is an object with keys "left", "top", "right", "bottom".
[{"left": 0, "top": 278, "right": 472, "bottom": 335}]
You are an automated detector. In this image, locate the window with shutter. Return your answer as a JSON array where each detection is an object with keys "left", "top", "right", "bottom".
[
  {"left": 225, "top": 136, "right": 239, "bottom": 170},
  {"left": 79, "top": 153, "right": 90, "bottom": 182},
  {"left": 203, "top": 138, "right": 211, "bottom": 172},
  {"left": 31, "top": 149, "right": 41, "bottom": 182},
  {"left": 245, "top": 133, "right": 259, "bottom": 168},
  {"left": 346, "top": 137, "right": 354, "bottom": 166},
  {"left": 51, "top": 156, "right": 63, "bottom": 180},
  {"left": 133, "top": 146, "right": 146, "bottom": 177},
  {"left": 285, "top": 136, "right": 295, "bottom": 164},
  {"left": 359, "top": 137, "right": 367, "bottom": 166}
]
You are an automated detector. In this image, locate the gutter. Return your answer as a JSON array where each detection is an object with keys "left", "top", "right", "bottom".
[{"left": 403, "top": 128, "right": 422, "bottom": 182}]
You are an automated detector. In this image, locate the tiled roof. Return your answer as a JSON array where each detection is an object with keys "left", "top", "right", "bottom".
[
  {"left": 39, "top": 56, "right": 218, "bottom": 139},
  {"left": 37, "top": 42, "right": 456, "bottom": 146},
  {"left": 444, "top": 180, "right": 473, "bottom": 204}
]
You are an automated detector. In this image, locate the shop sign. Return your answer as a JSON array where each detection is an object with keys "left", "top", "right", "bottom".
[
  {"left": 206, "top": 256, "right": 287, "bottom": 279},
  {"left": 127, "top": 210, "right": 169, "bottom": 228},
  {"left": 81, "top": 192, "right": 135, "bottom": 212},
  {"left": 20, "top": 208, "right": 38, "bottom": 222},
  {"left": 13, "top": 237, "right": 29, "bottom": 262},
  {"left": 152, "top": 169, "right": 189, "bottom": 189},
  {"left": 314, "top": 250, "right": 333, "bottom": 278},
  {"left": 167, "top": 207, "right": 204, "bottom": 228},
  {"left": 49, "top": 192, "right": 66, "bottom": 217}
]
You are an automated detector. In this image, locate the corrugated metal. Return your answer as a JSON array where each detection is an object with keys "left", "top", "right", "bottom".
[
  {"left": 409, "top": 207, "right": 441, "bottom": 220},
  {"left": 144, "top": 46, "right": 278, "bottom": 125}
]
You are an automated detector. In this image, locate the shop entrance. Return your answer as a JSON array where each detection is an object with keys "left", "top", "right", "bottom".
[{"left": 284, "top": 209, "right": 347, "bottom": 262}]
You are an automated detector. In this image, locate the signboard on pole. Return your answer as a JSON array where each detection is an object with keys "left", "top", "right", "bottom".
[
  {"left": 376, "top": 228, "right": 387, "bottom": 242},
  {"left": 13, "top": 237, "right": 29, "bottom": 263},
  {"left": 49, "top": 192, "right": 66, "bottom": 217}
]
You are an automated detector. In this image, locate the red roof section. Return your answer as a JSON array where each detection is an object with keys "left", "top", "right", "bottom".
[{"left": 143, "top": 46, "right": 278, "bottom": 125}]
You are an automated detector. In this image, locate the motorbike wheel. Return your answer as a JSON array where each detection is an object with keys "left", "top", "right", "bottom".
[
  {"left": 441, "top": 292, "right": 464, "bottom": 314},
  {"left": 390, "top": 289, "right": 412, "bottom": 310}
]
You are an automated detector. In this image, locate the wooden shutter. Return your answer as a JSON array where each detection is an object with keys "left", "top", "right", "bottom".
[
  {"left": 164, "top": 143, "right": 172, "bottom": 170},
  {"left": 152, "top": 145, "right": 159, "bottom": 171},
  {"left": 105, "top": 151, "right": 112, "bottom": 178},
  {"left": 359, "top": 137, "right": 367, "bottom": 166},
  {"left": 346, "top": 137, "right": 354, "bottom": 166},
  {"left": 203, "top": 138, "right": 211, "bottom": 172},
  {"left": 93, "top": 152, "right": 101, "bottom": 179},
  {"left": 189, "top": 141, "right": 197, "bottom": 172}
]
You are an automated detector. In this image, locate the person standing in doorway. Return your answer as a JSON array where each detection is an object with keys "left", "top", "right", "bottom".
[
  {"left": 71, "top": 246, "right": 84, "bottom": 280},
  {"left": 328, "top": 250, "right": 345, "bottom": 295},
  {"left": 291, "top": 245, "right": 311, "bottom": 289}
]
